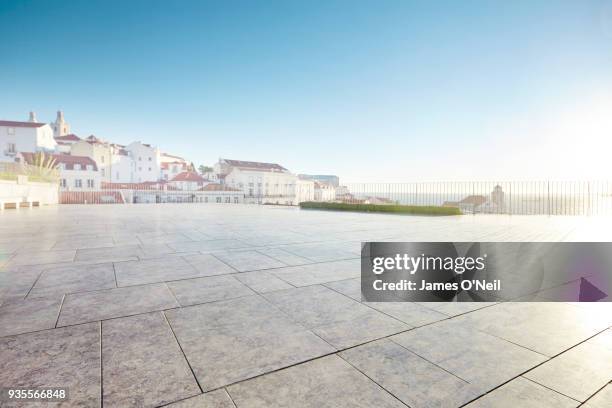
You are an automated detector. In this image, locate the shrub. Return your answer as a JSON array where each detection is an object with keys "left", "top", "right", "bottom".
[{"left": 299, "top": 201, "right": 461, "bottom": 216}]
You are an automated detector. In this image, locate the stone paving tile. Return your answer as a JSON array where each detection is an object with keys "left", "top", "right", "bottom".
[
  {"left": 169, "top": 239, "right": 251, "bottom": 253},
  {"left": 323, "top": 278, "right": 448, "bottom": 326},
  {"left": 137, "top": 232, "right": 194, "bottom": 245},
  {"left": 0, "top": 323, "right": 101, "bottom": 407},
  {"left": 0, "top": 264, "right": 48, "bottom": 304},
  {"left": 323, "top": 278, "right": 362, "bottom": 300},
  {"left": 255, "top": 247, "right": 312, "bottom": 266},
  {"left": 7, "top": 249, "right": 76, "bottom": 267},
  {"left": 165, "top": 295, "right": 334, "bottom": 391},
  {"left": 28, "top": 263, "right": 116, "bottom": 298},
  {"left": 263, "top": 285, "right": 408, "bottom": 349},
  {"left": 452, "top": 302, "right": 612, "bottom": 356},
  {"left": 365, "top": 302, "right": 449, "bottom": 327},
  {"left": 52, "top": 236, "right": 115, "bottom": 250},
  {"left": 167, "top": 275, "right": 255, "bottom": 306},
  {"left": 584, "top": 384, "right": 612, "bottom": 408},
  {"left": 57, "top": 283, "right": 178, "bottom": 326},
  {"left": 340, "top": 339, "right": 481, "bottom": 408},
  {"left": 102, "top": 312, "right": 200, "bottom": 408},
  {"left": 182, "top": 253, "right": 237, "bottom": 276},
  {"left": 137, "top": 243, "right": 178, "bottom": 258},
  {"left": 523, "top": 333, "right": 612, "bottom": 401},
  {"left": 233, "top": 270, "right": 294, "bottom": 293},
  {"left": 227, "top": 355, "right": 406, "bottom": 408},
  {"left": 213, "top": 250, "right": 286, "bottom": 272},
  {"left": 279, "top": 242, "right": 358, "bottom": 262},
  {"left": 415, "top": 301, "right": 497, "bottom": 317},
  {"left": 75, "top": 245, "right": 144, "bottom": 263},
  {"left": 464, "top": 376, "right": 579, "bottom": 408},
  {"left": 114, "top": 257, "right": 200, "bottom": 286},
  {"left": 391, "top": 319, "right": 548, "bottom": 392},
  {"left": 166, "top": 390, "right": 236, "bottom": 408},
  {"left": 0, "top": 296, "right": 63, "bottom": 337},
  {"left": 270, "top": 259, "right": 360, "bottom": 287}
]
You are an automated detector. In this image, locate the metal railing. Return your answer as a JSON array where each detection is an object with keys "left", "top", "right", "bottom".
[
  {"left": 53, "top": 179, "right": 612, "bottom": 215},
  {"left": 336, "top": 181, "right": 612, "bottom": 216}
]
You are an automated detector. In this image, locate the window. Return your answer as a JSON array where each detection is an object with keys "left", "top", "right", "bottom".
[
  {"left": 6, "top": 143, "right": 16, "bottom": 153},
  {"left": 60, "top": 179, "right": 66, "bottom": 188},
  {"left": 75, "top": 179, "right": 82, "bottom": 188},
  {"left": 148, "top": 157, "right": 152, "bottom": 161},
  {"left": 7, "top": 127, "right": 15, "bottom": 135},
  {"left": 86, "top": 165, "right": 93, "bottom": 171},
  {"left": 101, "top": 169, "right": 105, "bottom": 177},
  {"left": 225, "top": 197, "right": 230, "bottom": 203},
  {"left": 234, "top": 197, "right": 239, "bottom": 204},
  {"left": 216, "top": 197, "right": 221, "bottom": 203},
  {"left": 87, "top": 179, "right": 94, "bottom": 188},
  {"left": 204, "top": 197, "right": 208, "bottom": 203},
  {"left": 148, "top": 167, "right": 151, "bottom": 171},
  {"left": 74, "top": 164, "right": 81, "bottom": 170},
  {"left": 139, "top": 156, "right": 142, "bottom": 161}
]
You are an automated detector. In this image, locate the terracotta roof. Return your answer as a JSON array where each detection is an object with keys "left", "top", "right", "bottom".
[
  {"left": 161, "top": 161, "right": 187, "bottom": 170},
  {"left": 224, "top": 159, "right": 288, "bottom": 172},
  {"left": 54, "top": 134, "right": 81, "bottom": 142},
  {"left": 171, "top": 171, "right": 205, "bottom": 182},
  {"left": 199, "top": 183, "right": 241, "bottom": 192},
  {"left": 0, "top": 120, "right": 46, "bottom": 128},
  {"left": 20, "top": 152, "right": 98, "bottom": 171}
]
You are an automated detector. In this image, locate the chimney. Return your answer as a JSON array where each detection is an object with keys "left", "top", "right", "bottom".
[{"left": 28, "top": 111, "right": 38, "bottom": 122}]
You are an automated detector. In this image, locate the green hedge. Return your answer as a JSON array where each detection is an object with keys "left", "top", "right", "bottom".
[{"left": 299, "top": 201, "right": 461, "bottom": 216}]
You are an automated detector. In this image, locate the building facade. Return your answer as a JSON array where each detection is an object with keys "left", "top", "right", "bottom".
[
  {"left": 0, "top": 118, "right": 56, "bottom": 162},
  {"left": 217, "top": 159, "right": 298, "bottom": 205}
]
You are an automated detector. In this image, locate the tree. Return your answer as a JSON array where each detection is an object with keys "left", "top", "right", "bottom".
[{"left": 198, "top": 165, "right": 213, "bottom": 174}]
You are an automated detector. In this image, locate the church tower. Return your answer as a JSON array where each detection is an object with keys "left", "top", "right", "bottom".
[{"left": 52, "top": 110, "right": 71, "bottom": 137}]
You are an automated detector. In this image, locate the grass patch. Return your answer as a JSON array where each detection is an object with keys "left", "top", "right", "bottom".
[{"left": 300, "top": 201, "right": 461, "bottom": 216}]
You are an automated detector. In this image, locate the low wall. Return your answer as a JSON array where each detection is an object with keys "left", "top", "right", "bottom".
[{"left": 0, "top": 177, "right": 59, "bottom": 205}]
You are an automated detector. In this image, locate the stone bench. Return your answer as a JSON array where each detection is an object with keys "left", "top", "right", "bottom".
[{"left": 0, "top": 197, "right": 40, "bottom": 210}]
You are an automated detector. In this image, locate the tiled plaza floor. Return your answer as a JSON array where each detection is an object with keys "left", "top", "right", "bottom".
[{"left": 0, "top": 204, "right": 611, "bottom": 407}]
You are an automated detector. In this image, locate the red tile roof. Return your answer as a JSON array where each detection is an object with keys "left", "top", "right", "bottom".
[
  {"left": 0, "top": 120, "right": 46, "bottom": 128},
  {"left": 224, "top": 159, "right": 288, "bottom": 172},
  {"left": 171, "top": 171, "right": 205, "bottom": 182},
  {"left": 20, "top": 152, "right": 98, "bottom": 171},
  {"left": 54, "top": 134, "right": 81, "bottom": 142}
]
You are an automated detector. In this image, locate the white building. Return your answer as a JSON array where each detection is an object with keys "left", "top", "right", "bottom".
[
  {"left": 125, "top": 141, "right": 161, "bottom": 183},
  {"left": 217, "top": 158, "right": 298, "bottom": 205},
  {"left": 296, "top": 177, "right": 315, "bottom": 203},
  {"left": 161, "top": 160, "right": 187, "bottom": 181},
  {"left": 1, "top": 116, "right": 56, "bottom": 162},
  {"left": 54, "top": 134, "right": 81, "bottom": 153},
  {"left": 19, "top": 152, "right": 100, "bottom": 191},
  {"left": 169, "top": 171, "right": 206, "bottom": 191},
  {"left": 314, "top": 181, "right": 336, "bottom": 202}
]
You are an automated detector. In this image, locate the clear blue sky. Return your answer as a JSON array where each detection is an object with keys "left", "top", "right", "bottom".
[{"left": 1, "top": 0, "right": 611, "bottom": 181}]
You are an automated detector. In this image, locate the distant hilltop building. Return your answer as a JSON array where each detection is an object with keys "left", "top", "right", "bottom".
[{"left": 298, "top": 174, "right": 339, "bottom": 187}]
